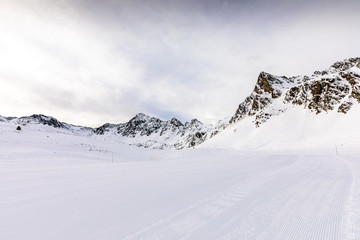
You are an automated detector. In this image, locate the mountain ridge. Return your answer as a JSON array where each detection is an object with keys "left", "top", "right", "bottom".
[
  {"left": 0, "top": 112, "right": 213, "bottom": 149},
  {"left": 229, "top": 57, "right": 360, "bottom": 127},
  {"left": 1, "top": 57, "right": 359, "bottom": 149}
]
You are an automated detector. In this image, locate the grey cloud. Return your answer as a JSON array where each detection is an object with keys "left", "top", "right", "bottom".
[{"left": 0, "top": 0, "right": 359, "bottom": 126}]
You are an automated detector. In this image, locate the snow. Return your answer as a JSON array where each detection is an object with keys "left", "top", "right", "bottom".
[
  {"left": 202, "top": 100, "right": 360, "bottom": 154},
  {"left": 1, "top": 117, "right": 360, "bottom": 240},
  {"left": 1, "top": 58, "right": 360, "bottom": 239}
]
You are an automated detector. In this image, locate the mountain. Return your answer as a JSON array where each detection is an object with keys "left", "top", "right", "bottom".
[
  {"left": 0, "top": 113, "right": 215, "bottom": 149},
  {"left": 229, "top": 57, "right": 360, "bottom": 127},
  {"left": 1, "top": 57, "right": 359, "bottom": 150},
  {"left": 202, "top": 57, "right": 360, "bottom": 151},
  {"left": 11, "top": 114, "right": 94, "bottom": 135},
  {"left": 93, "top": 113, "right": 215, "bottom": 149}
]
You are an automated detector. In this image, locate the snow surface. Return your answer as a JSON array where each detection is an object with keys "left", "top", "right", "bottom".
[
  {"left": 202, "top": 100, "right": 360, "bottom": 153},
  {"left": 1, "top": 118, "right": 360, "bottom": 240}
]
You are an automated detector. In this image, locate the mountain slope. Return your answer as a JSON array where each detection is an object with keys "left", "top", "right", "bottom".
[
  {"left": 2, "top": 119, "right": 360, "bottom": 240},
  {"left": 202, "top": 57, "right": 360, "bottom": 151}
]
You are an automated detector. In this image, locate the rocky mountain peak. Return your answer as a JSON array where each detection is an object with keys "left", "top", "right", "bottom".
[
  {"left": 189, "top": 119, "right": 202, "bottom": 126},
  {"left": 169, "top": 117, "right": 183, "bottom": 127},
  {"left": 230, "top": 57, "right": 360, "bottom": 127},
  {"left": 18, "top": 114, "right": 69, "bottom": 129},
  {"left": 254, "top": 72, "right": 288, "bottom": 99},
  {"left": 130, "top": 113, "right": 151, "bottom": 121},
  {"left": 229, "top": 71, "right": 293, "bottom": 125}
]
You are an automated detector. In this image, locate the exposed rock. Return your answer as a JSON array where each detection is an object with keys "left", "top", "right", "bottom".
[
  {"left": 94, "top": 114, "right": 213, "bottom": 149},
  {"left": 18, "top": 114, "right": 69, "bottom": 129},
  {"left": 338, "top": 101, "right": 353, "bottom": 114},
  {"left": 285, "top": 78, "right": 350, "bottom": 114},
  {"left": 94, "top": 123, "right": 117, "bottom": 135},
  {"left": 330, "top": 57, "right": 360, "bottom": 71},
  {"left": 231, "top": 57, "right": 360, "bottom": 126},
  {"left": 230, "top": 72, "right": 292, "bottom": 125},
  {"left": 254, "top": 72, "right": 284, "bottom": 98}
]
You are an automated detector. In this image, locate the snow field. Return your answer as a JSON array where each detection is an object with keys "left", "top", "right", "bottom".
[{"left": 1, "top": 121, "right": 360, "bottom": 239}]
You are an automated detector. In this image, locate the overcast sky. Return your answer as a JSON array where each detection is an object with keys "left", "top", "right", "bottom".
[{"left": 0, "top": 0, "right": 359, "bottom": 127}]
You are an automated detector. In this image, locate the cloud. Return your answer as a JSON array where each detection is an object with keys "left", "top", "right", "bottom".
[{"left": 0, "top": 0, "right": 359, "bottom": 126}]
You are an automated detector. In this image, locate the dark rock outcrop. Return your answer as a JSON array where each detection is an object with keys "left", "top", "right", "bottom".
[
  {"left": 230, "top": 57, "right": 360, "bottom": 126},
  {"left": 18, "top": 114, "right": 69, "bottom": 129}
]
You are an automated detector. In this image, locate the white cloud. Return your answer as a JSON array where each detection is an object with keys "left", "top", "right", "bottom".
[
  {"left": 0, "top": 1, "right": 145, "bottom": 126},
  {"left": 0, "top": 0, "right": 359, "bottom": 126}
]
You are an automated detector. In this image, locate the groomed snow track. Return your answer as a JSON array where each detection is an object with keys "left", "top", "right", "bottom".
[{"left": 0, "top": 123, "right": 360, "bottom": 240}]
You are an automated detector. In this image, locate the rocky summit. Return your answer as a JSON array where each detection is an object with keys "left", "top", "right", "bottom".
[{"left": 229, "top": 57, "right": 360, "bottom": 127}]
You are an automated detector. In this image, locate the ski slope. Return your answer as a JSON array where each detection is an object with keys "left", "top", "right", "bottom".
[{"left": 1, "top": 122, "right": 360, "bottom": 240}]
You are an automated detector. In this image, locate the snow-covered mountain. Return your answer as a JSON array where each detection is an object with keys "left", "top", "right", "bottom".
[
  {"left": 93, "top": 113, "right": 215, "bottom": 149},
  {"left": 0, "top": 113, "right": 215, "bottom": 149},
  {"left": 1, "top": 57, "right": 359, "bottom": 150},
  {"left": 203, "top": 57, "right": 360, "bottom": 151},
  {"left": 229, "top": 57, "right": 360, "bottom": 127},
  {"left": 2, "top": 58, "right": 360, "bottom": 240}
]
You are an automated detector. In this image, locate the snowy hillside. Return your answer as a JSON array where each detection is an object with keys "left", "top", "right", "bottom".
[
  {"left": 2, "top": 57, "right": 360, "bottom": 239},
  {"left": 1, "top": 115, "right": 360, "bottom": 239},
  {"left": 202, "top": 58, "right": 360, "bottom": 151}
]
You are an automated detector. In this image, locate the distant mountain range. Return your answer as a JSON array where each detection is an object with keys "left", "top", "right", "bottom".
[
  {"left": 0, "top": 113, "right": 216, "bottom": 149},
  {"left": 1, "top": 57, "right": 359, "bottom": 149}
]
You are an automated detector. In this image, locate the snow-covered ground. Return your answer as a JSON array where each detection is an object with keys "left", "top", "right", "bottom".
[{"left": 1, "top": 120, "right": 360, "bottom": 240}]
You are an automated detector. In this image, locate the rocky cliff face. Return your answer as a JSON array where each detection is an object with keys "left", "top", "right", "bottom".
[
  {"left": 229, "top": 57, "right": 360, "bottom": 127},
  {"left": 229, "top": 72, "right": 298, "bottom": 126},
  {"left": 284, "top": 58, "right": 360, "bottom": 114}
]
